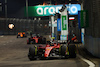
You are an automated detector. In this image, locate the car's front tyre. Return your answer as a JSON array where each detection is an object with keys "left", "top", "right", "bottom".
[{"left": 28, "top": 46, "right": 37, "bottom": 61}]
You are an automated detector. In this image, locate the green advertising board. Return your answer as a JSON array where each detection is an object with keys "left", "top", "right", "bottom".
[
  {"left": 62, "top": 16, "right": 67, "bottom": 30},
  {"left": 25, "top": 4, "right": 81, "bottom": 17},
  {"left": 80, "top": 10, "right": 89, "bottom": 28},
  {"left": 25, "top": 6, "right": 52, "bottom": 17}
]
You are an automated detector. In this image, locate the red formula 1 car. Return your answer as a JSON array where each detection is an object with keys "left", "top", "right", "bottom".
[
  {"left": 27, "top": 34, "right": 46, "bottom": 44},
  {"left": 28, "top": 42, "right": 76, "bottom": 60},
  {"left": 17, "top": 32, "right": 27, "bottom": 38}
]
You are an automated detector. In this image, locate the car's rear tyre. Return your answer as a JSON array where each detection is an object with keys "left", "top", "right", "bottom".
[
  {"left": 32, "top": 39, "right": 35, "bottom": 44},
  {"left": 60, "top": 45, "right": 66, "bottom": 56},
  {"left": 68, "top": 44, "right": 76, "bottom": 58},
  {"left": 28, "top": 47, "right": 37, "bottom": 61},
  {"left": 38, "top": 39, "right": 42, "bottom": 44}
]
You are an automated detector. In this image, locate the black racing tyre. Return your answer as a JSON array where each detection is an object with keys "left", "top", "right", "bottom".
[
  {"left": 28, "top": 53, "right": 36, "bottom": 61},
  {"left": 32, "top": 39, "right": 35, "bottom": 44},
  {"left": 23, "top": 34, "right": 25, "bottom": 37},
  {"left": 27, "top": 38, "right": 31, "bottom": 44},
  {"left": 17, "top": 36, "right": 18, "bottom": 38},
  {"left": 68, "top": 44, "right": 76, "bottom": 58},
  {"left": 60, "top": 45, "right": 66, "bottom": 56},
  {"left": 17, "top": 35, "right": 20, "bottom": 38},
  {"left": 42, "top": 38, "right": 46, "bottom": 44},
  {"left": 23, "top": 34, "right": 27, "bottom": 37},
  {"left": 28, "top": 47, "right": 37, "bottom": 61},
  {"left": 38, "top": 39, "right": 42, "bottom": 44}
]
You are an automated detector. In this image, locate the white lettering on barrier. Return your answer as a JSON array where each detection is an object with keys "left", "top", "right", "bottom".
[
  {"left": 37, "top": 8, "right": 43, "bottom": 15},
  {"left": 49, "top": 7, "right": 55, "bottom": 14},
  {"left": 44, "top": 7, "right": 49, "bottom": 14},
  {"left": 36, "top": 5, "right": 78, "bottom": 15}
]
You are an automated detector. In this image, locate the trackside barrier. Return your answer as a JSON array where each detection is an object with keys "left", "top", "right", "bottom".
[{"left": 0, "top": 18, "right": 50, "bottom": 35}]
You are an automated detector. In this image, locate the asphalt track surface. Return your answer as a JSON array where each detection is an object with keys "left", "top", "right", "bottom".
[{"left": 0, "top": 35, "right": 91, "bottom": 67}]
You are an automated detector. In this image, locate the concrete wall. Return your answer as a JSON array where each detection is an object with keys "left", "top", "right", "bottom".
[
  {"left": 85, "top": 35, "right": 100, "bottom": 57},
  {"left": 84, "top": 0, "right": 100, "bottom": 57}
]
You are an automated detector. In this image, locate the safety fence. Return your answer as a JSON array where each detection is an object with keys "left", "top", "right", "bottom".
[{"left": 0, "top": 18, "right": 50, "bottom": 35}]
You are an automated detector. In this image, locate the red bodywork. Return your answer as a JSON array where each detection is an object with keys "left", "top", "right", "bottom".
[
  {"left": 27, "top": 36, "right": 42, "bottom": 44},
  {"left": 31, "top": 36, "right": 41, "bottom": 43},
  {"left": 38, "top": 43, "right": 60, "bottom": 58}
]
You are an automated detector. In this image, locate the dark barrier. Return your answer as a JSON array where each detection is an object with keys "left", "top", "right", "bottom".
[{"left": 0, "top": 18, "right": 50, "bottom": 35}]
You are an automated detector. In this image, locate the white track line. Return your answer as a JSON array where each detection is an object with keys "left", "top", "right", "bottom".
[
  {"left": 0, "top": 36, "right": 4, "bottom": 37},
  {"left": 77, "top": 54, "right": 95, "bottom": 67}
]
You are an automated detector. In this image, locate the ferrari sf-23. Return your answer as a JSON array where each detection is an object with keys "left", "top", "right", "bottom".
[
  {"left": 27, "top": 34, "right": 46, "bottom": 44},
  {"left": 28, "top": 42, "right": 76, "bottom": 60}
]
